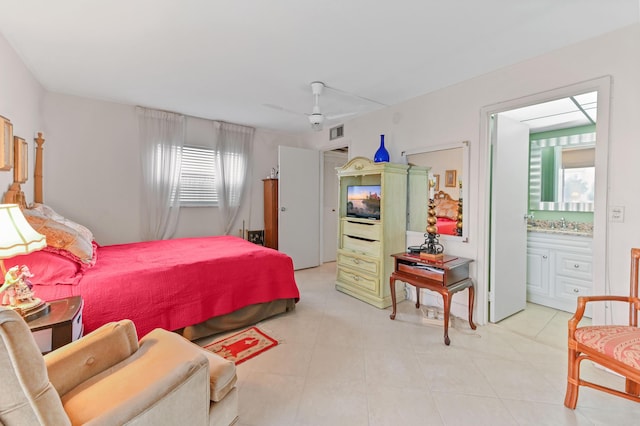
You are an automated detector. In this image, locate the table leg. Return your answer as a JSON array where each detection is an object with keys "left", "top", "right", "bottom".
[
  {"left": 389, "top": 276, "right": 397, "bottom": 320},
  {"left": 468, "top": 284, "right": 477, "bottom": 330},
  {"left": 415, "top": 287, "right": 420, "bottom": 309},
  {"left": 442, "top": 292, "right": 451, "bottom": 346}
]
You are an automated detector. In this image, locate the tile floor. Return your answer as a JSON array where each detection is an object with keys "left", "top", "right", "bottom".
[{"left": 199, "top": 262, "right": 640, "bottom": 425}]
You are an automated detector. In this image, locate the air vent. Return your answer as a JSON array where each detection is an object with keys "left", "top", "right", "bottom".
[{"left": 330, "top": 125, "right": 344, "bottom": 140}]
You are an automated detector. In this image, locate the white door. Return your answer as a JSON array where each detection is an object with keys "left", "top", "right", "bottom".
[
  {"left": 322, "top": 150, "right": 348, "bottom": 262},
  {"left": 490, "top": 114, "right": 531, "bottom": 322},
  {"left": 278, "top": 146, "right": 321, "bottom": 270}
]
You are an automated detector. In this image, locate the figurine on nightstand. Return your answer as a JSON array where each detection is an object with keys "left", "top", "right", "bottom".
[{"left": 1, "top": 265, "right": 37, "bottom": 306}]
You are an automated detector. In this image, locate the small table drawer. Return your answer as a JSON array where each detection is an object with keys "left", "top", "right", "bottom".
[
  {"left": 337, "top": 266, "right": 379, "bottom": 294},
  {"left": 342, "top": 235, "right": 381, "bottom": 257},
  {"left": 397, "top": 263, "right": 445, "bottom": 283},
  {"left": 337, "top": 251, "right": 379, "bottom": 275},
  {"left": 342, "top": 219, "right": 381, "bottom": 241}
]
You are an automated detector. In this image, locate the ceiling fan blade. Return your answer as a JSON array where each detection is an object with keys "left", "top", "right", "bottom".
[
  {"left": 325, "top": 111, "right": 357, "bottom": 121},
  {"left": 323, "top": 84, "right": 388, "bottom": 107}
]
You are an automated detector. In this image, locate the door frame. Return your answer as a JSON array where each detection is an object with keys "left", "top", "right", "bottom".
[
  {"left": 319, "top": 139, "right": 351, "bottom": 264},
  {"left": 476, "top": 76, "right": 611, "bottom": 325}
]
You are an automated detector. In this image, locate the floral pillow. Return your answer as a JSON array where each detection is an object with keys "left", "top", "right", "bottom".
[
  {"left": 22, "top": 206, "right": 96, "bottom": 266},
  {"left": 434, "top": 199, "right": 459, "bottom": 220}
]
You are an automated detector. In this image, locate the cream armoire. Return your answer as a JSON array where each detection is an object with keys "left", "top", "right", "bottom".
[{"left": 335, "top": 157, "right": 408, "bottom": 308}]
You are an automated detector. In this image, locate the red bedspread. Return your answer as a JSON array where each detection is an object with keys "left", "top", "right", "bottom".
[{"left": 32, "top": 236, "right": 299, "bottom": 337}]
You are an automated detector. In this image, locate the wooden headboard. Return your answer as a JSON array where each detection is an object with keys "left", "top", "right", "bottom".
[
  {"left": 2, "top": 132, "right": 45, "bottom": 208},
  {"left": 434, "top": 190, "right": 454, "bottom": 201}
]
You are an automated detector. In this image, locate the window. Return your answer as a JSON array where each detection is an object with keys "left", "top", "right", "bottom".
[
  {"left": 179, "top": 145, "right": 218, "bottom": 206},
  {"left": 176, "top": 145, "right": 248, "bottom": 207}
]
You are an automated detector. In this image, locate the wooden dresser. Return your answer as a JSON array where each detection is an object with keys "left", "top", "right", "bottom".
[{"left": 263, "top": 178, "right": 278, "bottom": 249}]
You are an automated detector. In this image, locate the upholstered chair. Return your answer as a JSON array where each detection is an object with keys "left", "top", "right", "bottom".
[
  {"left": 0, "top": 308, "right": 238, "bottom": 425},
  {"left": 564, "top": 247, "right": 640, "bottom": 408}
]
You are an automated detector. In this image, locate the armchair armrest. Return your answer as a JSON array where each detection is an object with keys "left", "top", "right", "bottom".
[
  {"left": 44, "top": 320, "right": 139, "bottom": 397},
  {"left": 569, "top": 295, "right": 639, "bottom": 333}
]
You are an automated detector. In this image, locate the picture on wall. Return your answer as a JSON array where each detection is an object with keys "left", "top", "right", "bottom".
[
  {"left": 445, "top": 169, "right": 457, "bottom": 187},
  {"left": 434, "top": 174, "right": 440, "bottom": 191},
  {"left": 0, "top": 116, "right": 13, "bottom": 171},
  {"left": 14, "top": 136, "right": 27, "bottom": 183}
]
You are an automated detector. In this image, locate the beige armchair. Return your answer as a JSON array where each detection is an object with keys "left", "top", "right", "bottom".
[{"left": 0, "top": 308, "right": 238, "bottom": 425}]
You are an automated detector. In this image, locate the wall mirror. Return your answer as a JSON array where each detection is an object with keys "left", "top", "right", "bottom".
[
  {"left": 529, "top": 132, "right": 595, "bottom": 212},
  {"left": 403, "top": 141, "right": 469, "bottom": 241}
]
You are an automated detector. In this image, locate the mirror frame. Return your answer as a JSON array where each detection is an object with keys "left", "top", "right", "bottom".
[
  {"left": 529, "top": 131, "right": 595, "bottom": 212},
  {"left": 403, "top": 140, "right": 470, "bottom": 242}
]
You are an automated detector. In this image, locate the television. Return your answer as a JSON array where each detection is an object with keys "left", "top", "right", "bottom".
[{"left": 346, "top": 185, "right": 381, "bottom": 220}]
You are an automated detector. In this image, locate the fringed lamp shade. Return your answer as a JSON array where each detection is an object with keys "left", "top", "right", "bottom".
[{"left": 0, "top": 204, "right": 46, "bottom": 273}]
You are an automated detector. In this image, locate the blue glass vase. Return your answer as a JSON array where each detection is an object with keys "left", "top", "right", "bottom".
[{"left": 374, "top": 134, "right": 390, "bottom": 162}]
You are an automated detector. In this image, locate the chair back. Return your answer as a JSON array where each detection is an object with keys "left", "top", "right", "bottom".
[
  {"left": 631, "top": 248, "right": 640, "bottom": 326},
  {"left": 0, "top": 308, "right": 70, "bottom": 425}
]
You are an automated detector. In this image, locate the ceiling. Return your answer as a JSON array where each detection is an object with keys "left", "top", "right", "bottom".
[
  {"left": 0, "top": 1, "right": 637, "bottom": 133},
  {"left": 500, "top": 91, "right": 598, "bottom": 133}
]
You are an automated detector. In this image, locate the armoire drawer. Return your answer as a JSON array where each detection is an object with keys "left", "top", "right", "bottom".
[
  {"left": 337, "top": 251, "right": 379, "bottom": 275},
  {"left": 337, "top": 266, "right": 379, "bottom": 294},
  {"left": 342, "top": 235, "right": 381, "bottom": 257},
  {"left": 342, "top": 219, "right": 381, "bottom": 241}
]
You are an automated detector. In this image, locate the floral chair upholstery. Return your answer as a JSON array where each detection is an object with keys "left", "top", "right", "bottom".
[{"left": 564, "top": 247, "right": 640, "bottom": 408}]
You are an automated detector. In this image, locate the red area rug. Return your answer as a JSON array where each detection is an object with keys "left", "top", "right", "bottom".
[{"left": 204, "top": 326, "right": 278, "bottom": 365}]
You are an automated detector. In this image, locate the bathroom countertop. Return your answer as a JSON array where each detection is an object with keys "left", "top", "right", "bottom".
[{"left": 527, "top": 220, "right": 593, "bottom": 237}]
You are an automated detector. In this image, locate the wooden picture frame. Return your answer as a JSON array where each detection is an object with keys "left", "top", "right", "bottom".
[
  {"left": 433, "top": 174, "right": 440, "bottom": 191},
  {"left": 14, "top": 136, "right": 27, "bottom": 183},
  {"left": 0, "top": 116, "right": 13, "bottom": 171},
  {"left": 445, "top": 169, "right": 457, "bottom": 187}
]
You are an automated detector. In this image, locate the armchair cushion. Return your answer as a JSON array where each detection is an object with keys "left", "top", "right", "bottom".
[
  {"left": 138, "top": 330, "right": 237, "bottom": 403},
  {"left": 59, "top": 327, "right": 211, "bottom": 425},
  {"left": 574, "top": 325, "right": 640, "bottom": 369},
  {"left": 45, "top": 319, "right": 139, "bottom": 396}
]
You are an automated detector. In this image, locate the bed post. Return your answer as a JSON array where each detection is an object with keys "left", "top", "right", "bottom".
[{"left": 34, "top": 132, "right": 45, "bottom": 204}]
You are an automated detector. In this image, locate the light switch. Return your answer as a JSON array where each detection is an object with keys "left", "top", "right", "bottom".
[{"left": 609, "top": 206, "right": 625, "bottom": 222}]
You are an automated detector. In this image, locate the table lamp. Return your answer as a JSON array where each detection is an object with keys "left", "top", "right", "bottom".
[{"left": 0, "top": 203, "right": 49, "bottom": 320}]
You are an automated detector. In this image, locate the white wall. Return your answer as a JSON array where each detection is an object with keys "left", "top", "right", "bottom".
[
  {"left": 307, "top": 23, "right": 640, "bottom": 324},
  {"left": 41, "top": 93, "right": 306, "bottom": 245},
  {"left": 0, "top": 33, "right": 44, "bottom": 202}
]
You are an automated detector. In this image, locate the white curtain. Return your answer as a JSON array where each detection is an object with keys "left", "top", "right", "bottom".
[
  {"left": 212, "top": 121, "right": 255, "bottom": 235},
  {"left": 138, "top": 107, "right": 185, "bottom": 240}
]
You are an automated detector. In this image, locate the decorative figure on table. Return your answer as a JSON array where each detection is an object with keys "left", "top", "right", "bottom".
[
  {"left": 456, "top": 180, "right": 463, "bottom": 237},
  {"left": 0, "top": 265, "right": 49, "bottom": 320},
  {"left": 420, "top": 175, "right": 444, "bottom": 261}
]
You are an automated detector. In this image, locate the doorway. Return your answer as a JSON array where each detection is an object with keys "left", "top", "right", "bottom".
[
  {"left": 322, "top": 146, "right": 349, "bottom": 263},
  {"left": 479, "top": 77, "right": 611, "bottom": 325}
]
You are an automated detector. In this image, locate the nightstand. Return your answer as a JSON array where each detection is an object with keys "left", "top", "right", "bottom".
[{"left": 28, "top": 296, "right": 83, "bottom": 354}]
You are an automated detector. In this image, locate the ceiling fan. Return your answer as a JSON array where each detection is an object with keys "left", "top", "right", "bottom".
[
  {"left": 265, "top": 81, "right": 385, "bottom": 131},
  {"left": 306, "top": 81, "right": 355, "bottom": 131}
]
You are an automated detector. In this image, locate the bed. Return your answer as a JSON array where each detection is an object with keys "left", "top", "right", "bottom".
[
  {"left": 3, "top": 135, "right": 299, "bottom": 340},
  {"left": 433, "top": 190, "right": 461, "bottom": 236}
]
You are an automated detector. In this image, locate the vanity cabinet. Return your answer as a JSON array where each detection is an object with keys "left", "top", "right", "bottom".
[
  {"left": 335, "top": 157, "right": 408, "bottom": 308},
  {"left": 526, "top": 232, "right": 593, "bottom": 315}
]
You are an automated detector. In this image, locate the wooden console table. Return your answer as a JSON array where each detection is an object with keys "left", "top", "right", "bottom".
[{"left": 389, "top": 253, "right": 476, "bottom": 345}]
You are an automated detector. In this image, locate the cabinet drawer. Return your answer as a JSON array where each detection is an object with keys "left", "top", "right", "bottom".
[
  {"left": 337, "top": 266, "right": 379, "bottom": 294},
  {"left": 342, "top": 235, "right": 381, "bottom": 257},
  {"left": 337, "top": 251, "right": 379, "bottom": 275},
  {"left": 555, "top": 276, "right": 592, "bottom": 300},
  {"left": 342, "top": 219, "right": 381, "bottom": 241},
  {"left": 555, "top": 252, "right": 593, "bottom": 281}
]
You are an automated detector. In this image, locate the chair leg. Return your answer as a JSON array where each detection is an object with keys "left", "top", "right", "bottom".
[
  {"left": 625, "top": 378, "right": 640, "bottom": 396},
  {"left": 564, "top": 347, "right": 580, "bottom": 409}
]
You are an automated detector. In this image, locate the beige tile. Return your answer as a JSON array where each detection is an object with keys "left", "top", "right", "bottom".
[
  {"left": 198, "top": 264, "right": 640, "bottom": 425},
  {"left": 432, "top": 392, "right": 517, "bottom": 425},
  {"left": 367, "top": 384, "right": 443, "bottom": 426}
]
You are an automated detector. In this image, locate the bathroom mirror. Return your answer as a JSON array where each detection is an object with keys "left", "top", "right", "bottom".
[
  {"left": 403, "top": 141, "right": 469, "bottom": 241},
  {"left": 529, "top": 132, "right": 595, "bottom": 212}
]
